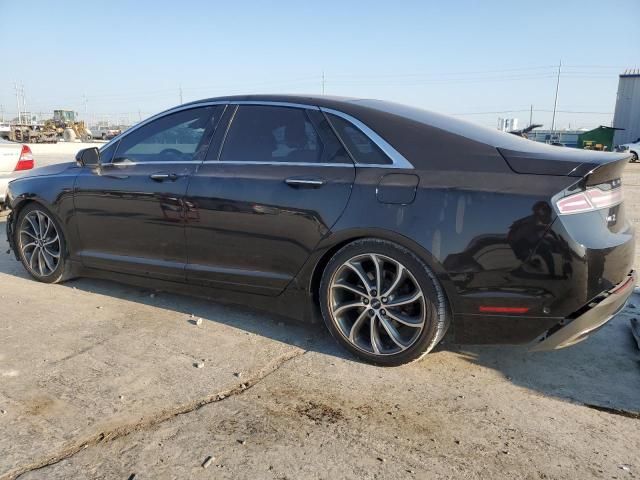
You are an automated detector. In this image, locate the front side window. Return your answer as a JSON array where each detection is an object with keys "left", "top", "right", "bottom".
[
  {"left": 220, "top": 105, "right": 349, "bottom": 164},
  {"left": 113, "top": 106, "right": 220, "bottom": 163},
  {"left": 326, "top": 113, "right": 392, "bottom": 165},
  {"left": 99, "top": 140, "right": 118, "bottom": 164}
]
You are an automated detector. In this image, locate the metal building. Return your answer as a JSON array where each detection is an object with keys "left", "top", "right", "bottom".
[
  {"left": 613, "top": 69, "right": 640, "bottom": 146},
  {"left": 497, "top": 117, "right": 518, "bottom": 132},
  {"left": 524, "top": 129, "right": 582, "bottom": 148}
]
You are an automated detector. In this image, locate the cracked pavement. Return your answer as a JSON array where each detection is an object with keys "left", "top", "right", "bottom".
[{"left": 0, "top": 150, "right": 639, "bottom": 479}]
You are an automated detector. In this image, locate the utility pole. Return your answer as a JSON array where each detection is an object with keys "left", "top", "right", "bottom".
[
  {"left": 82, "top": 94, "right": 88, "bottom": 123},
  {"left": 14, "top": 82, "right": 21, "bottom": 124},
  {"left": 321, "top": 71, "right": 325, "bottom": 95},
  {"left": 179, "top": 85, "right": 183, "bottom": 104},
  {"left": 550, "top": 60, "right": 562, "bottom": 135},
  {"left": 0, "top": 104, "right": 4, "bottom": 122},
  {"left": 21, "top": 83, "right": 27, "bottom": 123},
  {"left": 529, "top": 104, "right": 533, "bottom": 127}
]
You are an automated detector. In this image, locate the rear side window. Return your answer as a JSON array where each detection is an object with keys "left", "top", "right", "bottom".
[
  {"left": 306, "top": 110, "right": 352, "bottom": 164},
  {"left": 113, "top": 106, "right": 220, "bottom": 163},
  {"left": 327, "top": 113, "right": 391, "bottom": 165},
  {"left": 220, "top": 105, "right": 349, "bottom": 164}
]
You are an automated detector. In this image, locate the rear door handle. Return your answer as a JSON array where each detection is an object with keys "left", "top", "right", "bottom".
[
  {"left": 285, "top": 177, "right": 325, "bottom": 188},
  {"left": 150, "top": 172, "right": 178, "bottom": 181}
]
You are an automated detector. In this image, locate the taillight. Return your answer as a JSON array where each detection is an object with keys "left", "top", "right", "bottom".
[
  {"left": 556, "top": 185, "right": 623, "bottom": 215},
  {"left": 14, "top": 145, "right": 34, "bottom": 171}
]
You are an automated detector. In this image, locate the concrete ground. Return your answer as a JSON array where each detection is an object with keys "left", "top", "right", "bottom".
[{"left": 0, "top": 144, "right": 639, "bottom": 479}]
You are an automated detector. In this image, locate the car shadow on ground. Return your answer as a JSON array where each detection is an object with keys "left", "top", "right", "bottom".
[
  {"left": 446, "top": 306, "right": 640, "bottom": 415},
  {"left": 1, "top": 214, "right": 638, "bottom": 416},
  {"left": 0, "top": 211, "right": 354, "bottom": 364}
]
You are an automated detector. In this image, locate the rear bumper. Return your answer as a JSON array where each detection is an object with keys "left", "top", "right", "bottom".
[
  {"left": 0, "top": 174, "right": 13, "bottom": 203},
  {"left": 6, "top": 210, "right": 17, "bottom": 258},
  {"left": 530, "top": 270, "right": 636, "bottom": 352}
]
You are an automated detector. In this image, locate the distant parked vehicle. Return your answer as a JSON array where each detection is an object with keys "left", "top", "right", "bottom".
[
  {"left": 0, "top": 139, "right": 34, "bottom": 208},
  {"left": 0, "top": 123, "right": 11, "bottom": 141},
  {"left": 91, "top": 126, "right": 121, "bottom": 140},
  {"left": 0, "top": 122, "right": 57, "bottom": 143},
  {"left": 616, "top": 140, "right": 639, "bottom": 162}
]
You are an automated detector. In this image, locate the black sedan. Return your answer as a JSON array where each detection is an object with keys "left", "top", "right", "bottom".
[{"left": 5, "top": 95, "right": 636, "bottom": 365}]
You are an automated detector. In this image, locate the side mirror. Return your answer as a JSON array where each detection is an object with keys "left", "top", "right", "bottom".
[{"left": 76, "top": 147, "right": 101, "bottom": 167}]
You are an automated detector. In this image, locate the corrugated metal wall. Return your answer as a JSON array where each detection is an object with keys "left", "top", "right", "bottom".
[{"left": 613, "top": 72, "right": 640, "bottom": 146}]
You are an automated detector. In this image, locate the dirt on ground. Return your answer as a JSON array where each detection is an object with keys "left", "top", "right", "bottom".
[{"left": 0, "top": 144, "right": 638, "bottom": 479}]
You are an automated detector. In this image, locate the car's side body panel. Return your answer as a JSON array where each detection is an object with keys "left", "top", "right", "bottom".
[
  {"left": 6, "top": 163, "right": 80, "bottom": 255},
  {"left": 185, "top": 161, "right": 355, "bottom": 295},
  {"left": 73, "top": 162, "right": 198, "bottom": 281},
  {"left": 282, "top": 165, "right": 568, "bottom": 343}
]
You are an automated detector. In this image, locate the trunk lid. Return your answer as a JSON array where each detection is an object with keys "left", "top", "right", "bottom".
[
  {"left": 497, "top": 144, "right": 631, "bottom": 177},
  {"left": 0, "top": 141, "right": 22, "bottom": 173}
]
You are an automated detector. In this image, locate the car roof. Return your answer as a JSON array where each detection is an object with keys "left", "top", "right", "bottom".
[
  {"left": 179, "top": 94, "right": 630, "bottom": 172},
  {"left": 183, "top": 93, "right": 511, "bottom": 144},
  {"left": 180, "top": 94, "right": 583, "bottom": 153}
]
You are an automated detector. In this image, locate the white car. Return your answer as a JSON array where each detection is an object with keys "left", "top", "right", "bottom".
[
  {"left": 618, "top": 140, "right": 640, "bottom": 162},
  {"left": 90, "top": 126, "right": 120, "bottom": 140},
  {"left": 0, "top": 139, "right": 34, "bottom": 207}
]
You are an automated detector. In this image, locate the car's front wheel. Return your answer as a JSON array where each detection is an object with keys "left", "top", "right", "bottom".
[
  {"left": 631, "top": 151, "right": 638, "bottom": 163},
  {"left": 15, "top": 203, "right": 70, "bottom": 283},
  {"left": 319, "top": 239, "right": 450, "bottom": 366}
]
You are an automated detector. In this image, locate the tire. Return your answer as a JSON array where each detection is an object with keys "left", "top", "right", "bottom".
[
  {"left": 14, "top": 203, "right": 72, "bottom": 284},
  {"left": 319, "top": 238, "right": 450, "bottom": 366},
  {"left": 631, "top": 151, "right": 638, "bottom": 163}
]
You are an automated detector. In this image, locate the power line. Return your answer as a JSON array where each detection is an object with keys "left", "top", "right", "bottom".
[
  {"left": 7, "top": 64, "right": 625, "bottom": 110},
  {"left": 451, "top": 109, "right": 531, "bottom": 115},
  {"left": 452, "top": 108, "right": 613, "bottom": 116}
]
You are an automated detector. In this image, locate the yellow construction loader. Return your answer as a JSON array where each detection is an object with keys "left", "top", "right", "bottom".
[{"left": 47, "top": 110, "right": 92, "bottom": 142}]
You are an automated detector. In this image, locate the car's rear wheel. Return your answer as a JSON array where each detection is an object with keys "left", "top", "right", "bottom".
[
  {"left": 319, "top": 239, "right": 450, "bottom": 366},
  {"left": 631, "top": 151, "right": 638, "bottom": 163},
  {"left": 15, "top": 203, "right": 70, "bottom": 283}
]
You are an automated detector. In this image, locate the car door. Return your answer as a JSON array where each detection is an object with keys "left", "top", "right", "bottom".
[
  {"left": 73, "top": 105, "right": 223, "bottom": 281},
  {"left": 185, "top": 103, "right": 356, "bottom": 295}
]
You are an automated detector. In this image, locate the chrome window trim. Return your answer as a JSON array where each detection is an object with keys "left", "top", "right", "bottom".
[
  {"left": 101, "top": 99, "right": 413, "bottom": 170},
  {"left": 320, "top": 107, "right": 413, "bottom": 169},
  {"left": 230, "top": 101, "right": 321, "bottom": 110},
  {"left": 202, "top": 160, "right": 354, "bottom": 167},
  {"left": 100, "top": 101, "right": 229, "bottom": 153},
  {"left": 214, "top": 104, "right": 238, "bottom": 162},
  {"left": 104, "top": 161, "right": 204, "bottom": 167}
]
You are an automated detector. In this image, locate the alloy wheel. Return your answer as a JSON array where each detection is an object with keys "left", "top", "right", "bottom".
[
  {"left": 19, "top": 210, "right": 61, "bottom": 277},
  {"left": 328, "top": 253, "right": 426, "bottom": 355}
]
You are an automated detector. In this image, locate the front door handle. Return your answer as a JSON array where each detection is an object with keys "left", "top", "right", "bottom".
[
  {"left": 150, "top": 172, "right": 178, "bottom": 182},
  {"left": 285, "top": 177, "right": 325, "bottom": 188}
]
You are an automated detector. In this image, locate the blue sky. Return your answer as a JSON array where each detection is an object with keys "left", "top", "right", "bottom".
[{"left": 1, "top": 0, "right": 638, "bottom": 129}]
